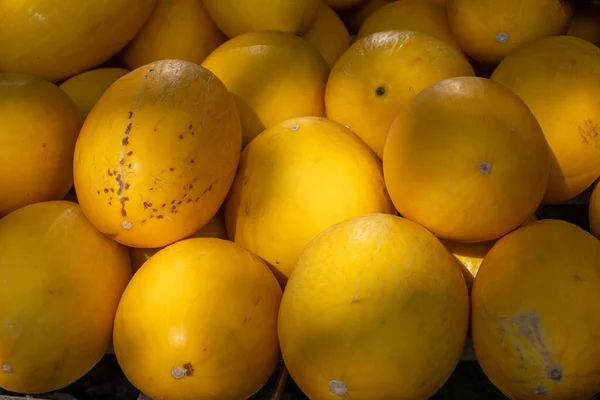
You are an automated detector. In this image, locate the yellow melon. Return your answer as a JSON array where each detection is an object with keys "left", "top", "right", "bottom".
[
  {"left": 383, "top": 76, "right": 549, "bottom": 243},
  {"left": 491, "top": 35, "right": 600, "bottom": 202},
  {"left": 358, "top": 0, "right": 458, "bottom": 48},
  {"left": 278, "top": 213, "right": 469, "bottom": 400},
  {"left": 447, "top": 0, "right": 573, "bottom": 65},
  {"left": 59, "top": 68, "right": 129, "bottom": 118},
  {"left": 202, "top": 31, "right": 329, "bottom": 146},
  {"left": 201, "top": 0, "right": 320, "bottom": 38},
  {"left": 472, "top": 219, "right": 600, "bottom": 399},
  {"left": 73, "top": 60, "right": 242, "bottom": 248},
  {"left": 113, "top": 238, "right": 282, "bottom": 400},
  {"left": 225, "top": 117, "right": 396, "bottom": 284},
  {"left": 0, "top": 0, "right": 155, "bottom": 82},
  {"left": 301, "top": 2, "right": 351, "bottom": 68},
  {"left": 121, "top": 0, "right": 226, "bottom": 70},
  {"left": 128, "top": 208, "right": 228, "bottom": 273},
  {"left": 0, "top": 201, "right": 131, "bottom": 393},
  {"left": 0, "top": 73, "right": 82, "bottom": 217},
  {"left": 339, "top": 0, "right": 393, "bottom": 34},
  {"left": 325, "top": 30, "right": 474, "bottom": 158}
]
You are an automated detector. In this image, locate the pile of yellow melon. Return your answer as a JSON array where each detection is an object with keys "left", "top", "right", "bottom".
[{"left": 2, "top": 0, "right": 600, "bottom": 399}]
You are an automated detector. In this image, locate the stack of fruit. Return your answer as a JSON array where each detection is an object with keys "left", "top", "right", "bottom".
[{"left": 1, "top": 1, "right": 600, "bottom": 399}]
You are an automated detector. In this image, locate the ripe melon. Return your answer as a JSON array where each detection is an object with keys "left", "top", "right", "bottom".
[
  {"left": 59, "top": 68, "right": 129, "bottom": 118},
  {"left": 491, "top": 35, "right": 600, "bottom": 202},
  {"left": 383, "top": 76, "right": 549, "bottom": 243},
  {"left": 0, "top": 0, "right": 156, "bottom": 82},
  {"left": 472, "top": 219, "right": 600, "bottom": 399},
  {"left": 278, "top": 213, "right": 469, "bottom": 400},
  {"left": 202, "top": 31, "right": 329, "bottom": 146},
  {"left": 121, "top": 0, "right": 226, "bottom": 70},
  {"left": 339, "top": 0, "right": 393, "bottom": 34},
  {"left": 128, "top": 208, "right": 228, "bottom": 273},
  {"left": 113, "top": 238, "right": 282, "bottom": 400},
  {"left": 358, "top": 0, "right": 458, "bottom": 48},
  {"left": 225, "top": 117, "right": 396, "bottom": 284},
  {"left": 447, "top": 0, "right": 573, "bottom": 65},
  {"left": 325, "top": 30, "right": 474, "bottom": 158},
  {"left": 201, "top": 0, "right": 320, "bottom": 38},
  {"left": 0, "top": 73, "right": 82, "bottom": 217},
  {"left": 301, "top": 2, "right": 351, "bottom": 68},
  {"left": 0, "top": 201, "right": 132, "bottom": 393},
  {"left": 73, "top": 60, "right": 242, "bottom": 248}
]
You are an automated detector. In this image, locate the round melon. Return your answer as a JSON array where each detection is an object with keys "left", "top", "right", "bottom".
[
  {"left": 278, "top": 213, "right": 469, "bottom": 400},
  {"left": 59, "top": 67, "right": 129, "bottom": 118},
  {"left": 447, "top": 0, "right": 573, "bottom": 65},
  {"left": 358, "top": 0, "right": 458, "bottom": 47},
  {"left": 113, "top": 238, "right": 282, "bottom": 400},
  {"left": 225, "top": 117, "right": 396, "bottom": 284},
  {"left": 128, "top": 208, "right": 228, "bottom": 273},
  {"left": 201, "top": 0, "right": 320, "bottom": 38},
  {"left": 472, "top": 219, "right": 600, "bottom": 399},
  {"left": 73, "top": 59, "right": 242, "bottom": 248},
  {"left": 0, "top": 0, "right": 156, "bottom": 82},
  {"left": 301, "top": 2, "right": 351, "bottom": 68},
  {"left": 491, "top": 35, "right": 600, "bottom": 203},
  {"left": 383, "top": 76, "right": 549, "bottom": 243},
  {"left": 121, "top": 0, "right": 226, "bottom": 70},
  {"left": 202, "top": 31, "right": 329, "bottom": 146},
  {"left": 0, "top": 73, "right": 82, "bottom": 217},
  {"left": 325, "top": 30, "right": 474, "bottom": 158},
  {"left": 0, "top": 201, "right": 132, "bottom": 394}
]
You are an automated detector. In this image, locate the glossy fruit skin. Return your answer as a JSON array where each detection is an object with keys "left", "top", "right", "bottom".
[
  {"left": 0, "top": 201, "right": 132, "bottom": 394},
  {"left": 278, "top": 213, "right": 469, "bottom": 400},
  {"left": 128, "top": 208, "right": 228, "bottom": 273},
  {"left": 225, "top": 117, "right": 395, "bottom": 284},
  {"left": 121, "top": 0, "right": 226, "bottom": 70},
  {"left": 201, "top": 0, "right": 320, "bottom": 38},
  {"left": 0, "top": 0, "right": 156, "bottom": 82},
  {"left": 0, "top": 73, "right": 82, "bottom": 217},
  {"left": 73, "top": 60, "right": 242, "bottom": 248},
  {"left": 472, "top": 219, "right": 600, "bottom": 400},
  {"left": 358, "top": 0, "right": 458, "bottom": 48},
  {"left": 447, "top": 0, "right": 573, "bottom": 65},
  {"left": 325, "top": 30, "right": 474, "bottom": 158},
  {"left": 113, "top": 238, "right": 282, "bottom": 400},
  {"left": 59, "top": 67, "right": 129, "bottom": 118},
  {"left": 491, "top": 35, "right": 600, "bottom": 203},
  {"left": 383, "top": 76, "right": 549, "bottom": 243},
  {"left": 202, "top": 31, "right": 329, "bottom": 146},
  {"left": 301, "top": 2, "right": 351, "bottom": 68}
]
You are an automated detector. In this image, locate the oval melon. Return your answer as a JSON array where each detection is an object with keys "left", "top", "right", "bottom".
[
  {"left": 73, "top": 60, "right": 242, "bottom": 248},
  {"left": 0, "top": 0, "right": 156, "bottom": 82},
  {"left": 202, "top": 31, "right": 329, "bottom": 146},
  {"left": 113, "top": 238, "right": 282, "bottom": 400},
  {"left": 0, "top": 201, "right": 131, "bottom": 393},
  {"left": 121, "top": 0, "right": 226, "bottom": 70},
  {"left": 278, "top": 213, "right": 469, "bottom": 400},
  {"left": 225, "top": 117, "right": 396, "bottom": 284},
  {"left": 472, "top": 219, "right": 600, "bottom": 399},
  {"left": 59, "top": 67, "right": 129, "bottom": 118},
  {"left": 0, "top": 73, "right": 82, "bottom": 217},
  {"left": 383, "top": 76, "right": 549, "bottom": 243},
  {"left": 491, "top": 35, "right": 600, "bottom": 202},
  {"left": 325, "top": 30, "right": 474, "bottom": 158}
]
